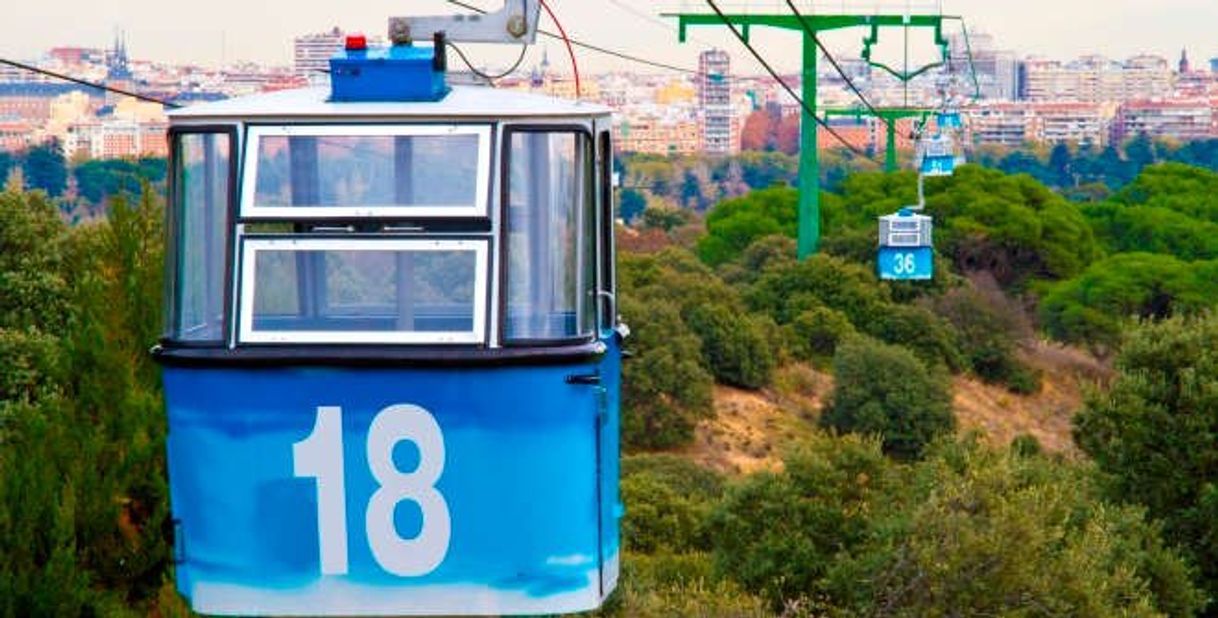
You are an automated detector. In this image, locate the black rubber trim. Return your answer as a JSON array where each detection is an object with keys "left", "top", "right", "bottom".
[{"left": 152, "top": 341, "right": 607, "bottom": 368}]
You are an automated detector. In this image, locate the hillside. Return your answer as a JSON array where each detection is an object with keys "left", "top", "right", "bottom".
[{"left": 686, "top": 341, "right": 1107, "bottom": 475}]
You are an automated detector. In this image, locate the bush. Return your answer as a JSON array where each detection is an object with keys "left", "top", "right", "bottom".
[
  {"left": 863, "top": 303, "right": 965, "bottom": 372},
  {"left": 786, "top": 306, "right": 856, "bottom": 363},
  {"left": 1075, "top": 312, "right": 1218, "bottom": 604},
  {"left": 861, "top": 441, "right": 1204, "bottom": 617},
  {"left": 821, "top": 337, "right": 955, "bottom": 459},
  {"left": 934, "top": 286, "right": 1041, "bottom": 392},
  {"left": 593, "top": 553, "right": 770, "bottom": 618},
  {"left": 710, "top": 434, "right": 897, "bottom": 609},
  {"left": 685, "top": 304, "right": 776, "bottom": 389},
  {"left": 620, "top": 297, "right": 714, "bottom": 451},
  {"left": 620, "top": 455, "right": 723, "bottom": 555}
]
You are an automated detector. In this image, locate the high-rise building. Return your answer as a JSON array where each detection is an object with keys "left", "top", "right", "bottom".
[
  {"left": 948, "top": 31, "right": 1018, "bottom": 100},
  {"left": 1019, "top": 54, "right": 1171, "bottom": 103},
  {"left": 294, "top": 28, "right": 345, "bottom": 79},
  {"left": 697, "top": 49, "right": 736, "bottom": 154}
]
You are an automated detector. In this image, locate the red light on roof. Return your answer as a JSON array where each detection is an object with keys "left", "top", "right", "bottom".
[{"left": 345, "top": 34, "right": 368, "bottom": 52}]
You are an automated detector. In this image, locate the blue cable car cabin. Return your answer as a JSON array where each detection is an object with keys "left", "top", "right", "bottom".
[{"left": 154, "top": 76, "right": 622, "bottom": 616}]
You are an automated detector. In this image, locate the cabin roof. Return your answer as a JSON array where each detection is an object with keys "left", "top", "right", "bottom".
[{"left": 168, "top": 85, "right": 611, "bottom": 122}]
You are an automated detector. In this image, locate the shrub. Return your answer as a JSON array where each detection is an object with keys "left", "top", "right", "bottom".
[
  {"left": 685, "top": 304, "right": 776, "bottom": 389},
  {"left": 619, "top": 297, "right": 714, "bottom": 451},
  {"left": 821, "top": 337, "right": 955, "bottom": 459},
  {"left": 785, "top": 306, "right": 856, "bottom": 363},
  {"left": 1075, "top": 312, "right": 1218, "bottom": 604}
]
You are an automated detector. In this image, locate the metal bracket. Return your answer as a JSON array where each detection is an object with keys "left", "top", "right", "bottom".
[{"left": 391, "top": 0, "right": 541, "bottom": 45}]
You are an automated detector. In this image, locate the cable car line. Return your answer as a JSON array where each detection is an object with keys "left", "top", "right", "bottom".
[
  {"left": 445, "top": 0, "right": 700, "bottom": 75},
  {"left": 447, "top": 41, "right": 530, "bottom": 81},
  {"left": 538, "top": 0, "right": 581, "bottom": 98},
  {"left": 783, "top": 0, "right": 882, "bottom": 121},
  {"left": 703, "top": 0, "right": 880, "bottom": 160},
  {"left": 0, "top": 57, "right": 180, "bottom": 108}
]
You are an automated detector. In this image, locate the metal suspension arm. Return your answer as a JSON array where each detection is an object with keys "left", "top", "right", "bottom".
[{"left": 391, "top": 0, "right": 541, "bottom": 44}]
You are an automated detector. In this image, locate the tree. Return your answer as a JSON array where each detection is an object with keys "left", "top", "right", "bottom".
[
  {"left": 1075, "top": 313, "right": 1218, "bottom": 606},
  {"left": 710, "top": 433, "right": 899, "bottom": 608},
  {"left": 821, "top": 337, "right": 954, "bottom": 459},
  {"left": 862, "top": 441, "right": 1203, "bottom": 617},
  {"left": 1039, "top": 253, "right": 1218, "bottom": 353},
  {"left": 619, "top": 296, "right": 714, "bottom": 451},
  {"left": 684, "top": 304, "right": 776, "bottom": 390},
  {"left": 698, "top": 186, "right": 798, "bottom": 266},
  {"left": 618, "top": 187, "right": 647, "bottom": 224},
  {"left": 1048, "top": 142, "right": 1073, "bottom": 187},
  {"left": 20, "top": 141, "right": 67, "bottom": 197}
]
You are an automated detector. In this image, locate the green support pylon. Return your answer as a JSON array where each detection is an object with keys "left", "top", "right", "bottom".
[
  {"left": 799, "top": 31, "right": 818, "bottom": 259},
  {"left": 822, "top": 107, "right": 934, "bottom": 173},
  {"left": 673, "top": 9, "right": 953, "bottom": 260}
]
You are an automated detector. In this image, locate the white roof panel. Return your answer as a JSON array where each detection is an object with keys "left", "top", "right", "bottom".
[{"left": 168, "top": 85, "right": 611, "bottom": 122}]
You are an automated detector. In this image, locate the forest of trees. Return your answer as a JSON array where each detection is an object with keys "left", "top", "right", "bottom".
[{"left": 6, "top": 135, "right": 1218, "bottom": 615}]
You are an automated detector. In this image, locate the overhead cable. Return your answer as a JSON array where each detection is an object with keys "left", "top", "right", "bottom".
[
  {"left": 445, "top": 0, "right": 699, "bottom": 75},
  {"left": 0, "top": 57, "right": 180, "bottom": 108},
  {"left": 703, "top": 0, "right": 879, "bottom": 160}
]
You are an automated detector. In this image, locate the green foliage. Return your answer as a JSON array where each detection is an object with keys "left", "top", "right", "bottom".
[
  {"left": 592, "top": 553, "right": 770, "bottom": 618},
  {"left": 619, "top": 296, "right": 714, "bottom": 451},
  {"left": 618, "top": 187, "right": 647, "bottom": 224},
  {"left": 821, "top": 337, "right": 955, "bottom": 459},
  {"left": 927, "top": 165, "right": 1100, "bottom": 286},
  {"left": 620, "top": 455, "right": 724, "bottom": 554},
  {"left": 710, "top": 433, "right": 897, "bottom": 608},
  {"left": 934, "top": 286, "right": 1041, "bottom": 392},
  {"left": 863, "top": 441, "right": 1204, "bottom": 617},
  {"left": 785, "top": 306, "right": 856, "bottom": 363},
  {"left": 1075, "top": 312, "right": 1218, "bottom": 606},
  {"left": 20, "top": 141, "right": 68, "bottom": 198},
  {"left": 639, "top": 205, "right": 693, "bottom": 232},
  {"left": 0, "top": 188, "right": 169, "bottom": 616},
  {"left": 1040, "top": 253, "right": 1218, "bottom": 353},
  {"left": 698, "top": 186, "right": 798, "bottom": 267},
  {"left": 73, "top": 158, "right": 167, "bottom": 206},
  {"left": 685, "top": 305, "right": 776, "bottom": 390},
  {"left": 1114, "top": 162, "right": 1218, "bottom": 221}
]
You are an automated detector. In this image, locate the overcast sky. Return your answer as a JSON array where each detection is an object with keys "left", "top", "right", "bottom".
[{"left": 1, "top": 0, "right": 1216, "bottom": 74}]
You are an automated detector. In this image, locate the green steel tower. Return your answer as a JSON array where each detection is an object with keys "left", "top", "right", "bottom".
[{"left": 674, "top": 8, "right": 955, "bottom": 259}]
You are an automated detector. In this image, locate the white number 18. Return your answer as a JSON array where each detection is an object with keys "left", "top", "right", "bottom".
[{"left": 292, "top": 404, "right": 451, "bottom": 577}]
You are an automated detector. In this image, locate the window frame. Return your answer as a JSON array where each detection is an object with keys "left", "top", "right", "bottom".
[
  {"left": 498, "top": 124, "right": 599, "bottom": 347},
  {"left": 240, "top": 123, "right": 493, "bottom": 220},
  {"left": 236, "top": 236, "right": 491, "bottom": 345},
  {"left": 597, "top": 129, "right": 616, "bottom": 332},
  {"left": 165, "top": 124, "right": 238, "bottom": 346}
]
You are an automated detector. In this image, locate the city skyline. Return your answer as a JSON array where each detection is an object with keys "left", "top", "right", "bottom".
[{"left": 0, "top": 1, "right": 1216, "bottom": 74}]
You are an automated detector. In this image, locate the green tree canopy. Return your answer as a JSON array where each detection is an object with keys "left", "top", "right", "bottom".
[
  {"left": 1075, "top": 313, "right": 1218, "bottom": 605},
  {"left": 820, "top": 337, "right": 955, "bottom": 459}
]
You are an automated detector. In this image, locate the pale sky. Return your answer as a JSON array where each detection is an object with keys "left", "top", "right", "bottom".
[{"left": 1, "top": 0, "right": 1216, "bottom": 74}]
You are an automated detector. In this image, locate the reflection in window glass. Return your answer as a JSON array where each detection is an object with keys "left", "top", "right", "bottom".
[
  {"left": 252, "top": 132, "right": 481, "bottom": 210},
  {"left": 505, "top": 131, "right": 595, "bottom": 341},
  {"left": 172, "top": 132, "right": 230, "bottom": 341},
  {"left": 244, "top": 242, "right": 483, "bottom": 342}
]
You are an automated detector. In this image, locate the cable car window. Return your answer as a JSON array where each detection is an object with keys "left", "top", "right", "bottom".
[
  {"left": 504, "top": 129, "right": 596, "bottom": 343},
  {"left": 243, "top": 125, "right": 491, "bottom": 218},
  {"left": 169, "top": 130, "right": 231, "bottom": 342},
  {"left": 238, "top": 238, "right": 488, "bottom": 344}
]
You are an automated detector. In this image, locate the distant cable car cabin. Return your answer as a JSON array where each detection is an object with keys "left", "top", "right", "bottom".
[
  {"left": 877, "top": 208, "right": 934, "bottom": 281},
  {"left": 917, "top": 133, "right": 962, "bottom": 177},
  {"left": 153, "top": 7, "right": 622, "bottom": 615}
]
